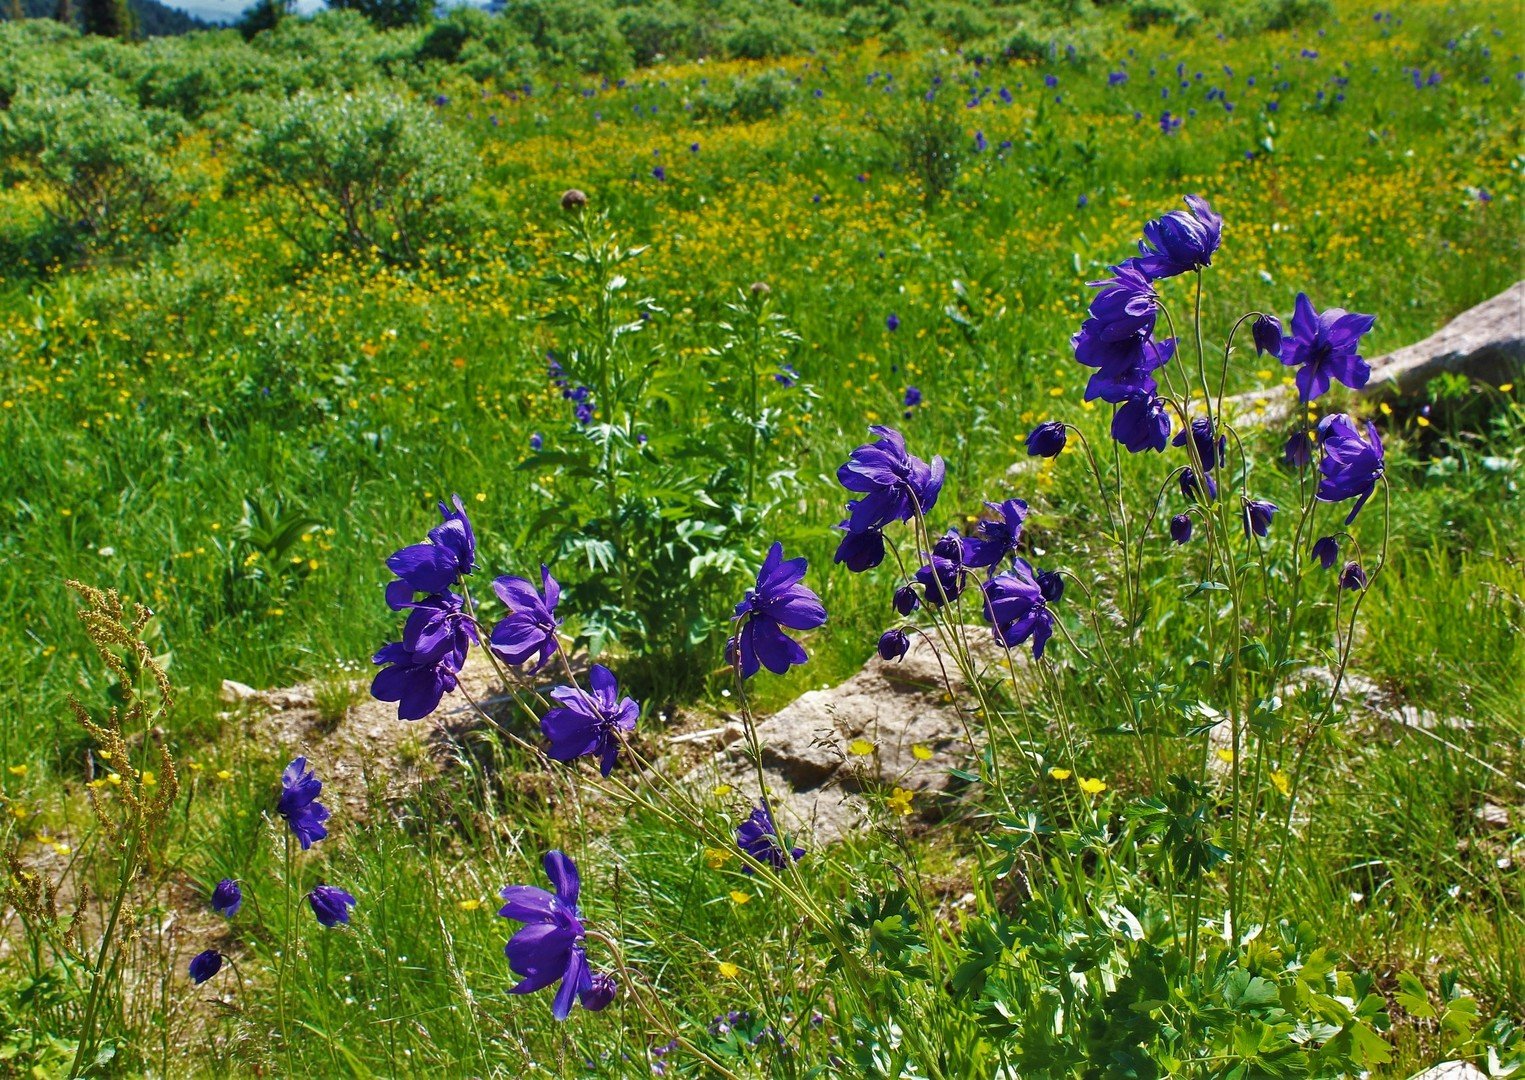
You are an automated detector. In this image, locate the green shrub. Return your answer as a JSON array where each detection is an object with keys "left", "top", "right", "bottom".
[
  {"left": 923, "top": 0, "right": 997, "bottom": 44},
  {"left": 504, "top": 0, "right": 632, "bottom": 76},
  {"left": 0, "top": 86, "right": 189, "bottom": 254},
  {"left": 1127, "top": 0, "right": 1201, "bottom": 33},
  {"left": 231, "top": 89, "right": 473, "bottom": 264},
  {"left": 132, "top": 32, "right": 287, "bottom": 119},
  {"left": 616, "top": 1, "right": 711, "bottom": 66},
  {"left": 873, "top": 79, "right": 968, "bottom": 204},
  {"left": 696, "top": 69, "right": 798, "bottom": 123},
  {"left": 248, "top": 9, "right": 418, "bottom": 92},
  {"left": 415, "top": 7, "right": 534, "bottom": 81},
  {"left": 723, "top": 11, "right": 815, "bottom": 60}
]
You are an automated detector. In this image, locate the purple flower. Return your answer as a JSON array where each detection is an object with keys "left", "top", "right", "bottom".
[
  {"left": 962, "top": 499, "right": 1029, "bottom": 569},
  {"left": 1026, "top": 420, "right": 1067, "bottom": 458},
  {"left": 542, "top": 665, "right": 639, "bottom": 777},
  {"left": 1079, "top": 260, "right": 1158, "bottom": 342},
  {"left": 974, "top": 130, "right": 988, "bottom": 152},
  {"left": 1135, "top": 195, "right": 1222, "bottom": 279},
  {"left": 1173, "top": 416, "right": 1225, "bottom": 473},
  {"left": 499, "top": 851, "right": 603, "bottom": 1021},
  {"left": 1284, "top": 429, "right": 1314, "bottom": 468},
  {"left": 733, "top": 543, "right": 826, "bottom": 678},
  {"left": 836, "top": 426, "right": 946, "bottom": 532},
  {"left": 309, "top": 883, "right": 356, "bottom": 927},
  {"left": 1312, "top": 535, "right": 1340, "bottom": 569},
  {"left": 1036, "top": 568, "right": 1065, "bottom": 604},
  {"left": 736, "top": 804, "right": 803, "bottom": 872},
  {"left": 1316, "top": 413, "right": 1385, "bottom": 523},
  {"left": 833, "top": 523, "right": 886, "bottom": 573},
  {"left": 913, "top": 553, "right": 966, "bottom": 607},
  {"left": 903, "top": 386, "right": 922, "bottom": 408},
  {"left": 1243, "top": 498, "right": 1278, "bottom": 538},
  {"left": 1252, "top": 314, "right": 1283, "bottom": 357},
  {"left": 1340, "top": 561, "right": 1368, "bottom": 590},
  {"left": 371, "top": 592, "right": 477, "bottom": 721},
  {"left": 582, "top": 971, "right": 617, "bottom": 1012},
  {"left": 1170, "top": 513, "right": 1193, "bottom": 544},
  {"left": 1280, "top": 293, "right": 1377, "bottom": 402},
  {"left": 652, "top": 165, "right": 666, "bottom": 181},
  {"left": 384, "top": 495, "right": 477, "bottom": 609},
  {"left": 892, "top": 584, "right": 920, "bottom": 616},
  {"left": 189, "top": 950, "right": 223, "bottom": 984},
  {"left": 886, "top": 313, "right": 900, "bottom": 332},
  {"left": 490, "top": 566, "right": 562, "bottom": 672},
  {"left": 981, "top": 560, "right": 1053, "bottom": 659},
  {"left": 529, "top": 432, "right": 543, "bottom": 451},
  {"left": 877, "top": 628, "right": 909, "bottom": 662},
  {"left": 211, "top": 878, "right": 242, "bottom": 918},
  {"left": 277, "top": 757, "right": 330, "bottom": 850},
  {"left": 1077, "top": 333, "right": 1176, "bottom": 404},
  {"left": 1180, "top": 466, "right": 1217, "bottom": 502},
  {"left": 1112, "top": 393, "right": 1171, "bottom": 453}
]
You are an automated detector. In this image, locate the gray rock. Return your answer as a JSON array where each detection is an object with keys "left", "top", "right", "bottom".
[{"left": 219, "top": 679, "right": 259, "bottom": 703}]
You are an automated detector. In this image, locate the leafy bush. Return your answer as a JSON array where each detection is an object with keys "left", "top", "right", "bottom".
[
  {"left": 723, "top": 9, "right": 816, "bottom": 60},
  {"left": 328, "top": 0, "right": 433, "bottom": 32},
  {"left": 873, "top": 80, "right": 968, "bottom": 204},
  {"left": 247, "top": 8, "right": 418, "bottom": 92},
  {"left": 415, "top": 7, "right": 534, "bottom": 81},
  {"left": 0, "top": 86, "right": 188, "bottom": 254},
  {"left": 616, "top": 0, "right": 709, "bottom": 66},
  {"left": 131, "top": 32, "right": 288, "bottom": 119},
  {"left": 231, "top": 88, "right": 473, "bottom": 264},
  {"left": 695, "top": 70, "right": 798, "bottom": 123},
  {"left": 503, "top": 0, "right": 632, "bottom": 76},
  {"left": 1128, "top": 0, "right": 1202, "bottom": 33}
]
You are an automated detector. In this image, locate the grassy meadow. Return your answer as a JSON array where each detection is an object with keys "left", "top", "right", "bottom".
[{"left": 0, "top": 0, "right": 1522, "bottom": 1074}]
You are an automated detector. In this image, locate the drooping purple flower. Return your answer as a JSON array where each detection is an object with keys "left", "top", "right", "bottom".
[
  {"left": 189, "top": 950, "right": 223, "bottom": 984},
  {"left": 913, "top": 553, "right": 966, "bottom": 607},
  {"left": 541, "top": 665, "right": 639, "bottom": 777},
  {"left": 1112, "top": 393, "right": 1172, "bottom": 453},
  {"left": 277, "top": 757, "right": 330, "bottom": 850},
  {"left": 962, "top": 499, "right": 1029, "bottom": 570},
  {"left": 903, "top": 386, "right": 922, "bottom": 408},
  {"left": 1135, "top": 195, "right": 1223, "bottom": 279},
  {"left": 581, "top": 971, "right": 618, "bottom": 1012},
  {"left": 529, "top": 432, "right": 544, "bottom": 451},
  {"left": 1284, "top": 428, "right": 1314, "bottom": 468},
  {"left": 1316, "top": 413, "right": 1385, "bottom": 523},
  {"left": 211, "top": 879, "right": 242, "bottom": 918},
  {"left": 499, "top": 851, "right": 600, "bottom": 1021},
  {"left": 1252, "top": 314, "right": 1283, "bottom": 357},
  {"left": 892, "top": 584, "right": 920, "bottom": 616},
  {"left": 1280, "top": 293, "right": 1377, "bottom": 402},
  {"left": 833, "top": 522, "right": 886, "bottom": 572},
  {"left": 309, "top": 884, "right": 356, "bottom": 928},
  {"left": 1340, "top": 561, "right": 1368, "bottom": 590},
  {"left": 1025, "top": 420, "right": 1068, "bottom": 458},
  {"left": 837, "top": 427, "right": 946, "bottom": 531},
  {"left": 1180, "top": 466, "right": 1218, "bottom": 502},
  {"left": 1083, "top": 260, "right": 1158, "bottom": 340},
  {"left": 1312, "top": 535, "right": 1340, "bottom": 569},
  {"left": 877, "top": 628, "right": 910, "bottom": 662},
  {"left": 981, "top": 560, "right": 1054, "bottom": 659},
  {"left": 371, "top": 592, "right": 477, "bottom": 721},
  {"left": 1173, "top": 416, "right": 1225, "bottom": 473},
  {"left": 886, "top": 313, "right": 900, "bottom": 332},
  {"left": 384, "top": 495, "right": 477, "bottom": 609},
  {"left": 1242, "top": 498, "right": 1278, "bottom": 538},
  {"left": 732, "top": 542, "right": 827, "bottom": 679},
  {"left": 1036, "top": 568, "right": 1064, "bottom": 604},
  {"left": 1077, "top": 333, "right": 1177, "bottom": 404},
  {"left": 1170, "top": 513, "right": 1193, "bottom": 544},
  {"left": 736, "top": 804, "right": 804, "bottom": 872},
  {"left": 490, "top": 565, "right": 562, "bottom": 672}
]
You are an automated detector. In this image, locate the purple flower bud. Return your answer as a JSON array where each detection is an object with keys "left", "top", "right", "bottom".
[
  {"left": 1284, "top": 429, "right": 1313, "bottom": 468},
  {"left": 1340, "top": 561, "right": 1368, "bottom": 590},
  {"left": 877, "top": 628, "right": 910, "bottom": 662},
  {"left": 1312, "top": 535, "right": 1339, "bottom": 569},
  {"left": 1180, "top": 467, "right": 1217, "bottom": 502},
  {"left": 1025, "top": 420, "right": 1067, "bottom": 458},
  {"left": 1170, "top": 513, "right": 1192, "bottom": 544},
  {"left": 1252, "top": 314, "right": 1283, "bottom": 357},
  {"left": 189, "top": 950, "right": 223, "bottom": 984},
  {"left": 932, "top": 531, "right": 963, "bottom": 564},
  {"left": 581, "top": 972, "right": 618, "bottom": 1012},
  {"left": 1036, "top": 569, "right": 1064, "bottom": 604},
  {"left": 1243, "top": 498, "right": 1278, "bottom": 538},
  {"left": 892, "top": 584, "right": 920, "bottom": 616},
  {"left": 529, "top": 432, "right": 543, "bottom": 451},
  {"left": 211, "top": 878, "right": 242, "bottom": 918},
  {"left": 885, "top": 313, "right": 900, "bottom": 332}
]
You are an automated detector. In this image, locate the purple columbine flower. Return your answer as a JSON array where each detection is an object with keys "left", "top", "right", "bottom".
[
  {"left": 1112, "top": 393, "right": 1171, "bottom": 453},
  {"left": 1280, "top": 293, "right": 1377, "bottom": 402},
  {"left": 892, "top": 584, "right": 920, "bottom": 616},
  {"left": 836, "top": 426, "right": 946, "bottom": 532},
  {"left": 309, "top": 884, "right": 356, "bottom": 927},
  {"left": 877, "top": 628, "right": 909, "bottom": 662},
  {"left": 732, "top": 543, "right": 827, "bottom": 678},
  {"left": 1173, "top": 416, "right": 1226, "bottom": 473},
  {"left": 211, "top": 878, "right": 242, "bottom": 918},
  {"left": 1243, "top": 498, "right": 1278, "bottom": 538},
  {"left": 529, "top": 432, "right": 543, "bottom": 451},
  {"left": 833, "top": 522, "right": 886, "bottom": 572},
  {"left": 491, "top": 565, "right": 562, "bottom": 672},
  {"left": 886, "top": 313, "right": 900, "bottom": 332},
  {"left": 1284, "top": 429, "right": 1314, "bottom": 468},
  {"left": 1316, "top": 413, "right": 1385, "bottom": 523},
  {"left": 903, "top": 386, "right": 922, "bottom": 408},
  {"left": 736, "top": 804, "right": 804, "bottom": 872},
  {"left": 277, "top": 757, "right": 330, "bottom": 850},
  {"left": 1036, "top": 568, "right": 1064, "bottom": 604},
  {"left": 581, "top": 971, "right": 617, "bottom": 1012},
  {"left": 1340, "top": 561, "right": 1368, "bottom": 590},
  {"left": 962, "top": 499, "right": 1029, "bottom": 570},
  {"left": 371, "top": 592, "right": 477, "bottom": 721},
  {"left": 980, "top": 560, "right": 1053, "bottom": 659},
  {"left": 1135, "top": 195, "right": 1222, "bottom": 279},
  {"left": 1026, "top": 420, "right": 1067, "bottom": 457},
  {"left": 1077, "top": 332, "right": 1177, "bottom": 404},
  {"left": 1180, "top": 466, "right": 1217, "bottom": 502},
  {"left": 189, "top": 950, "right": 223, "bottom": 985},
  {"left": 384, "top": 495, "right": 477, "bottom": 609},
  {"left": 499, "top": 851, "right": 606, "bottom": 1021},
  {"left": 541, "top": 665, "right": 639, "bottom": 777},
  {"left": 1170, "top": 513, "right": 1193, "bottom": 544},
  {"left": 913, "top": 552, "right": 966, "bottom": 607},
  {"left": 1252, "top": 314, "right": 1283, "bottom": 357},
  {"left": 1312, "top": 535, "right": 1340, "bottom": 569}
]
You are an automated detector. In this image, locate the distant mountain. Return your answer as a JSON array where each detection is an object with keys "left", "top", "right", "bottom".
[{"left": 6, "top": 0, "right": 217, "bottom": 35}]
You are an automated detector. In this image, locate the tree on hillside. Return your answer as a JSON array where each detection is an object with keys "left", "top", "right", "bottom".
[
  {"left": 80, "top": 0, "right": 135, "bottom": 36},
  {"left": 236, "top": 0, "right": 291, "bottom": 38},
  {"left": 326, "top": 0, "right": 432, "bottom": 30},
  {"left": 52, "top": 0, "right": 73, "bottom": 24}
]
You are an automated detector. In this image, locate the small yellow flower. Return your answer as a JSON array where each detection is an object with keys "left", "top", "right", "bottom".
[
  {"left": 457, "top": 898, "right": 482, "bottom": 912},
  {"left": 141, "top": 771, "right": 157, "bottom": 787},
  {"left": 1270, "top": 770, "right": 1291, "bottom": 796},
  {"left": 106, "top": 773, "right": 122, "bottom": 786},
  {"left": 886, "top": 787, "right": 914, "bottom": 816},
  {"left": 1379, "top": 401, "right": 1393, "bottom": 416},
  {"left": 51, "top": 843, "right": 71, "bottom": 856},
  {"left": 189, "top": 762, "right": 204, "bottom": 772},
  {"left": 6, "top": 764, "right": 25, "bottom": 777},
  {"left": 1213, "top": 748, "right": 1235, "bottom": 764},
  {"left": 1048, "top": 768, "right": 1072, "bottom": 781},
  {"left": 717, "top": 961, "right": 741, "bottom": 979},
  {"left": 474, "top": 492, "right": 486, "bottom": 502},
  {"left": 1416, "top": 415, "right": 1430, "bottom": 427},
  {"left": 215, "top": 769, "right": 233, "bottom": 781},
  {"left": 98, "top": 750, "right": 111, "bottom": 761},
  {"left": 1499, "top": 383, "right": 1514, "bottom": 393},
  {"left": 848, "top": 738, "right": 875, "bottom": 756},
  {"left": 1078, "top": 777, "right": 1107, "bottom": 796},
  {"left": 712, "top": 784, "right": 732, "bottom": 798},
  {"left": 8, "top": 806, "right": 27, "bottom": 819},
  {"left": 911, "top": 745, "right": 933, "bottom": 761},
  {"left": 704, "top": 847, "right": 732, "bottom": 870},
  {"left": 728, "top": 890, "right": 751, "bottom": 906}
]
